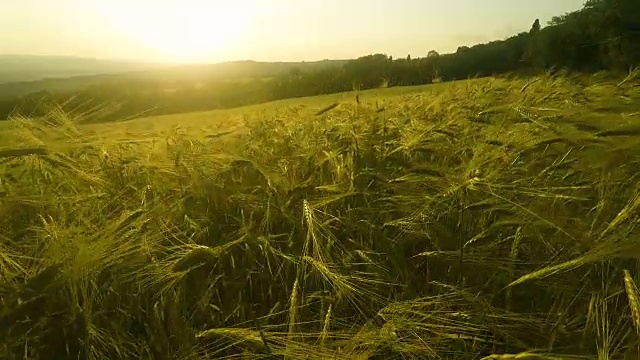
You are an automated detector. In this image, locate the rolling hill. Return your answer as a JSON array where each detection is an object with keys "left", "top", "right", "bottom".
[
  {"left": 0, "top": 54, "right": 167, "bottom": 84},
  {"left": 0, "top": 57, "right": 349, "bottom": 101}
]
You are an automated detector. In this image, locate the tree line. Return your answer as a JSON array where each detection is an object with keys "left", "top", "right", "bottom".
[
  {"left": 1, "top": 0, "right": 638, "bottom": 122},
  {"left": 273, "top": 0, "right": 639, "bottom": 98}
]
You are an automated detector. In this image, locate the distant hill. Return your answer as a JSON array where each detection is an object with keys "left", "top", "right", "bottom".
[
  {"left": 0, "top": 55, "right": 167, "bottom": 84},
  {"left": 0, "top": 57, "right": 349, "bottom": 100}
]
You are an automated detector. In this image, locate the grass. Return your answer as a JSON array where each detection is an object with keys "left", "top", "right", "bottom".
[{"left": 1, "top": 72, "right": 640, "bottom": 359}]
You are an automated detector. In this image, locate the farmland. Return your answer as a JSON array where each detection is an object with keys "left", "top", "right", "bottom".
[{"left": 1, "top": 72, "right": 640, "bottom": 359}]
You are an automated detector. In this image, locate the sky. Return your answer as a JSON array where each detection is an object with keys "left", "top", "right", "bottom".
[{"left": 0, "top": 0, "right": 587, "bottom": 64}]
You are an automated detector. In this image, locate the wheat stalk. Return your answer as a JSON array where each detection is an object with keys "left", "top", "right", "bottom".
[{"left": 624, "top": 269, "right": 640, "bottom": 337}]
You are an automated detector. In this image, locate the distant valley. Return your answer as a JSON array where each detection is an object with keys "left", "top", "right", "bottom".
[
  {"left": 0, "top": 54, "right": 169, "bottom": 84},
  {"left": 0, "top": 55, "right": 348, "bottom": 101}
]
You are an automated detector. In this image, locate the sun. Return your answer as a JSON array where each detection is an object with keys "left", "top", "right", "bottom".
[{"left": 96, "top": 0, "right": 258, "bottom": 63}]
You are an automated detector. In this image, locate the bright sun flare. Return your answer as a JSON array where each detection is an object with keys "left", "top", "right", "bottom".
[{"left": 96, "top": 0, "right": 259, "bottom": 63}]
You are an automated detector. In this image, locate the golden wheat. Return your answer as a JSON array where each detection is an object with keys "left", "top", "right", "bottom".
[{"left": 0, "top": 73, "right": 639, "bottom": 359}]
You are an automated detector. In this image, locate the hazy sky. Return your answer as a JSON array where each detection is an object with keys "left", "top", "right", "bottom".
[{"left": 1, "top": 0, "right": 587, "bottom": 64}]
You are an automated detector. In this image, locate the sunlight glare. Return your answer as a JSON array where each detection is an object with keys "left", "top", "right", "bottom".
[{"left": 95, "top": 0, "right": 262, "bottom": 63}]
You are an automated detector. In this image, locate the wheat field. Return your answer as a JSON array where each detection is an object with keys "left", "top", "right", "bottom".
[{"left": 1, "top": 72, "right": 640, "bottom": 359}]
